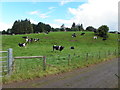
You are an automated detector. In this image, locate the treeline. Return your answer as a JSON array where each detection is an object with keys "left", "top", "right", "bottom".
[
  {"left": 1, "top": 19, "right": 109, "bottom": 39},
  {"left": 1, "top": 19, "right": 86, "bottom": 35},
  {"left": 1, "top": 19, "right": 53, "bottom": 34}
]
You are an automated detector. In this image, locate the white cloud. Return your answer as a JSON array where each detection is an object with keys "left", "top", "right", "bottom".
[
  {"left": 39, "top": 14, "right": 49, "bottom": 19},
  {"left": 49, "top": 23, "right": 60, "bottom": 28},
  {"left": 56, "top": 0, "right": 118, "bottom": 31},
  {"left": 60, "top": 0, "right": 73, "bottom": 5},
  {"left": 48, "top": 7, "right": 56, "bottom": 10},
  {"left": 29, "top": 19, "right": 38, "bottom": 24},
  {"left": 29, "top": 10, "right": 52, "bottom": 19},
  {"left": 54, "top": 19, "right": 73, "bottom": 27},
  {"left": 29, "top": 10, "right": 39, "bottom": 15},
  {"left": 0, "top": 22, "right": 13, "bottom": 31}
]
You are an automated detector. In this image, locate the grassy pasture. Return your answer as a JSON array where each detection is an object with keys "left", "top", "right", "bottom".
[{"left": 2, "top": 31, "right": 119, "bottom": 83}]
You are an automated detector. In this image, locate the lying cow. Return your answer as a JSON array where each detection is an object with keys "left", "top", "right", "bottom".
[
  {"left": 102, "top": 38, "right": 107, "bottom": 41},
  {"left": 93, "top": 36, "right": 97, "bottom": 39},
  {"left": 72, "top": 33, "right": 76, "bottom": 37},
  {"left": 18, "top": 43, "right": 27, "bottom": 47},
  {"left": 22, "top": 36, "right": 28, "bottom": 39},
  {"left": 81, "top": 33, "right": 85, "bottom": 35},
  {"left": 70, "top": 46, "right": 74, "bottom": 49},
  {"left": 53, "top": 45, "right": 64, "bottom": 51},
  {"left": 34, "top": 38, "right": 39, "bottom": 42}
]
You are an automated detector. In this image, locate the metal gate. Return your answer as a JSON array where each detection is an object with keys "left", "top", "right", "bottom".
[{"left": 0, "top": 48, "right": 13, "bottom": 77}]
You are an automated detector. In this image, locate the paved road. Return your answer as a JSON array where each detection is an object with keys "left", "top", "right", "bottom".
[{"left": 3, "top": 58, "right": 118, "bottom": 88}]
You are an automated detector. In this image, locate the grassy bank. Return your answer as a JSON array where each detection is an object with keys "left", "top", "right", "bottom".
[{"left": 2, "top": 31, "right": 119, "bottom": 83}]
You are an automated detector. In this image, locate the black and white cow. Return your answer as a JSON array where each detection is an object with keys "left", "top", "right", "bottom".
[
  {"left": 18, "top": 43, "right": 26, "bottom": 47},
  {"left": 34, "top": 38, "right": 40, "bottom": 42},
  {"left": 72, "top": 33, "right": 76, "bottom": 37},
  {"left": 25, "top": 38, "right": 29, "bottom": 43},
  {"left": 26, "top": 38, "right": 34, "bottom": 43},
  {"left": 70, "top": 46, "right": 74, "bottom": 49},
  {"left": 102, "top": 38, "right": 107, "bottom": 41},
  {"left": 93, "top": 36, "right": 97, "bottom": 39},
  {"left": 53, "top": 45, "right": 64, "bottom": 51},
  {"left": 22, "top": 36, "right": 28, "bottom": 39},
  {"left": 81, "top": 33, "right": 85, "bottom": 35}
]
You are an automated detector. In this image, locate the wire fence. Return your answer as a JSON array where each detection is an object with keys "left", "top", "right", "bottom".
[
  {"left": 11, "top": 49, "right": 118, "bottom": 76},
  {"left": 47, "top": 49, "right": 119, "bottom": 67}
]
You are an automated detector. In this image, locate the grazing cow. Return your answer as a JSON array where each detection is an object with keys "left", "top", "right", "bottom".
[
  {"left": 81, "top": 33, "right": 85, "bottom": 35},
  {"left": 70, "top": 46, "right": 74, "bottom": 49},
  {"left": 102, "top": 38, "right": 107, "bottom": 41},
  {"left": 22, "top": 36, "right": 28, "bottom": 39},
  {"left": 25, "top": 38, "right": 29, "bottom": 43},
  {"left": 34, "top": 38, "right": 39, "bottom": 42},
  {"left": 72, "top": 33, "right": 76, "bottom": 37},
  {"left": 53, "top": 45, "right": 64, "bottom": 51},
  {"left": 93, "top": 36, "right": 97, "bottom": 39},
  {"left": 18, "top": 43, "right": 26, "bottom": 47},
  {"left": 27, "top": 38, "right": 34, "bottom": 43}
]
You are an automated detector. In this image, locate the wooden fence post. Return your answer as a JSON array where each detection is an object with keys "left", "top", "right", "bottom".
[
  {"left": 43, "top": 56, "right": 46, "bottom": 71},
  {"left": 104, "top": 51, "right": 106, "bottom": 58},
  {"left": 7, "top": 48, "right": 13, "bottom": 75},
  {"left": 99, "top": 51, "right": 101, "bottom": 59},
  {"left": 86, "top": 53, "right": 88, "bottom": 61},
  {"left": 114, "top": 49, "right": 116, "bottom": 56},
  {"left": 68, "top": 54, "right": 70, "bottom": 66}
]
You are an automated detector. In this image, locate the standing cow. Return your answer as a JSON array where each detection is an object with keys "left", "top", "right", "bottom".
[
  {"left": 72, "top": 33, "right": 76, "bottom": 37},
  {"left": 93, "top": 36, "right": 97, "bottom": 39},
  {"left": 53, "top": 45, "right": 64, "bottom": 51}
]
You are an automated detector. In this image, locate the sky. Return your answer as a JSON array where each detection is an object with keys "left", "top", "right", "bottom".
[{"left": 0, "top": 0, "right": 119, "bottom": 31}]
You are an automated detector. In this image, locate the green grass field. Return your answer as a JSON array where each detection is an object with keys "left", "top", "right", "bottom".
[{"left": 1, "top": 31, "right": 119, "bottom": 83}]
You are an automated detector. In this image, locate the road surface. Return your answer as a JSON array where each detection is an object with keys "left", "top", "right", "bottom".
[{"left": 3, "top": 58, "right": 119, "bottom": 88}]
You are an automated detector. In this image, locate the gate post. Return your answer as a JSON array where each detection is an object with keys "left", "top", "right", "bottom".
[
  {"left": 7, "top": 48, "right": 13, "bottom": 75},
  {"left": 43, "top": 56, "right": 46, "bottom": 71}
]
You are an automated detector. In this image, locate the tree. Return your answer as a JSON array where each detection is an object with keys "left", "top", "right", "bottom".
[
  {"left": 2, "top": 30, "right": 7, "bottom": 34},
  {"left": 11, "top": 19, "right": 33, "bottom": 34},
  {"left": 60, "top": 24, "right": 65, "bottom": 31},
  {"left": 86, "top": 26, "right": 96, "bottom": 31},
  {"left": 7, "top": 28, "right": 12, "bottom": 35},
  {"left": 32, "top": 24, "right": 37, "bottom": 33},
  {"left": 78, "top": 24, "right": 84, "bottom": 31},
  {"left": 71, "top": 22, "right": 76, "bottom": 28},
  {"left": 45, "top": 24, "right": 51, "bottom": 33},
  {"left": 71, "top": 22, "right": 79, "bottom": 31},
  {"left": 97, "top": 25, "right": 109, "bottom": 38}
]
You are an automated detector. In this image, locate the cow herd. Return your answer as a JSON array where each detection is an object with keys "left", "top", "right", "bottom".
[
  {"left": 72, "top": 32, "right": 98, "bottom": 40},
  {"left": 72, "top": 32, "right": 85, "bottom": 38},
  {"left": 18, "top": 32, "right": 106, "bottom": 52},
  {"left": 18, "top": 36, "right": 39, "bottom": 47}
]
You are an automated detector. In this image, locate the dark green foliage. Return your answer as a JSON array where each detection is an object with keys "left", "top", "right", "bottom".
[
  {"left": 11, "top": 19, "right": 33, "bottom": 34},
  {"left": 36, "top": 22, "right": 44, "bottom": 33},
  {"left": 78, "top": 24, "right": 84, "bottom": 31},
  {"left": 60, "top": 24, "right": 65, "bottom": 31},
  {"left": 71, "top": 22, "right": 76, "bottom": 28},
  {"left": 7, "top": 19, "right": 53, "bottom": 34},
  {"left": 97, "top": 25, "right": 109, "bottom": 38},
  {"left": 32, "top": 24, "right": 38, "bottom": 33},
  {"left": 65, "top": 28, "right": 71, "bottom": 31},
  {"left": 1, "top": 18, "right": 110, "bottom": 36},
  {"left": 86, "top": 26, "right": 96, "bottom": 31},
  {"left": 71, "top": 23, "right": 84, "bottom": 31},
  {"left": 2, "top": 30, "right": 7, "bottom": 34}
]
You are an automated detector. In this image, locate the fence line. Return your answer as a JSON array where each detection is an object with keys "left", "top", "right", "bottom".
[
  {"left": 1, "top": 48, "right": 118, "bottom": 77},
  {"left": 14, "top": 56, "right": 46, "bottom": 71}
]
